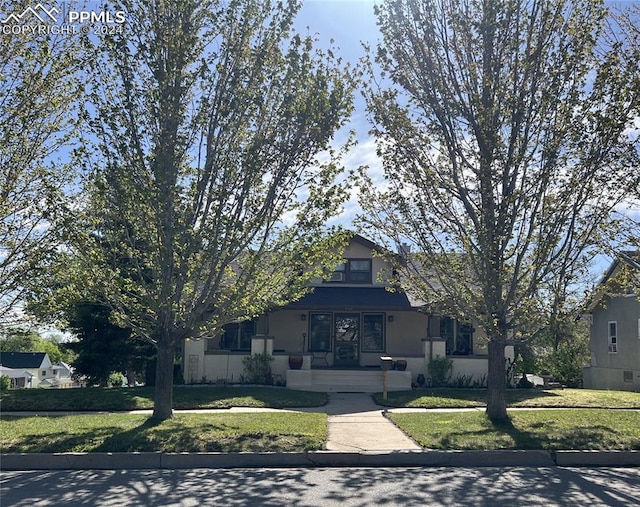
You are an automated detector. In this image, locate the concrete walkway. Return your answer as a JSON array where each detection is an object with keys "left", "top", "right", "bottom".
[{"left": 325, "top": 393, "right": 421, "bottom": 451}]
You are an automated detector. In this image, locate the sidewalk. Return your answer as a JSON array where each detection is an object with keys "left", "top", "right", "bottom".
[
  {"left": 2, "top": 392, "right": 639, "bottom": 469},
  {"left": 324, "top": 392, "right": 421, "bottom": 451}
]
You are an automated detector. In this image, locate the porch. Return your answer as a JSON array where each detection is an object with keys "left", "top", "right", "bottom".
[{"left": 184, "top": 335, "right": 514, "bottom": 392}]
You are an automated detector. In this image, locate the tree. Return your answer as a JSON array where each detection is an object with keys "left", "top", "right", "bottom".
[
  {"left": 359, "top": 0, "right": 639, "bottom": 420},
  {"left": 0, "top": 1, "right": 81, "bottom": 326},
  {"left": 65, "top": 303, "right": 155, "bottom": 387},
  {"left": 73, "top": 0, "right": 355, "bottom": 419},
  {"left": 535, "top": 317, "right": 590, "bottom": 388}
]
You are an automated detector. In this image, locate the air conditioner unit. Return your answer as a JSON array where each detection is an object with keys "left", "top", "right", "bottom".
[
  {"left": 329, "top": 272, "right": 344, "bottom": 282},
  {"left": 608, "top": 344, "right": 617, "bottom": 353}
]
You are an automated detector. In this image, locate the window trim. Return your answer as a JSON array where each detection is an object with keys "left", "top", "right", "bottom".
[
  {"left": 608, "top": 320, "right": 618, "bottom": 354},
  {"left": 309, "top": 312, "right": 332, "bottom": 352},
  {"left": 208, "top": 320, "right": 256, "bottom": 352},
  {"left": 326, "top": 258, "right": 372, "bottom": 284},
  {"left": 361, "top": 312, "right": 385, "bottom": 352}
]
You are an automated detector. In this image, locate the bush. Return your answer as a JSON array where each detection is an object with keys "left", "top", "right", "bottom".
[
  {"left": 428, "top": 356, "right": 453, "bottom": 387},
  {"left": 451, "top": 373, "right": 473, "bottom": 388},
  {"left": 242, "top": 353, "right": 274, "bottom": 385},
  {"left": 107, "top": 371, "right": 126, "bottom": 387},
  {"left": 0, "top": 375, "right": 11, "bottom": 390},
  {"left": 517, "top": 375, "right": 534, "bottom": 389}
]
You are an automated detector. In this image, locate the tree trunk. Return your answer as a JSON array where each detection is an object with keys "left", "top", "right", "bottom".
[
  {"left": 152, "top": 333, "right": 175, "bottom": 420},
  {"left": 486, "top": 340, "right": 508, "bottom": 421}
]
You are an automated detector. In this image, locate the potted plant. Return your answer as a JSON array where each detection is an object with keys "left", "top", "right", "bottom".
[
  {"left": 395, "top": 359, "right": 407, "bottom": 371},
  {"left": 288, "top": 354, "right": 303, "bottom": 370},
  {"left": 289, "top": 332, "right": 306, "bottom": 370}
]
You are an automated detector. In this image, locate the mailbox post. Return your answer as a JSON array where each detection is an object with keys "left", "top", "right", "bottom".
[{"left": 380, "top": 356, "right": 393, "bottom": 400}]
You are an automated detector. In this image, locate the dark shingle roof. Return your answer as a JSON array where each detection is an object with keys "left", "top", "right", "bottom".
[
  {"left": 284, "top": 287, "right": 417, "bottom": 310},
  {"left": 0, "top": 352, "right": 47, "bottom": 369}
]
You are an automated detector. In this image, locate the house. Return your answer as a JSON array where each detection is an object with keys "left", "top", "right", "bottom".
[
  {"left": 0, "top": 365, "right": 35, "bottom": 389},
  {"left": 0, "top": 352, "right": 76, "bottom": 388},
  {"left": 183, "top": 234, "right": 514, "bottom": 391},
  {"left": 582, "top": 252, "right": 640, "bottom": 392}
]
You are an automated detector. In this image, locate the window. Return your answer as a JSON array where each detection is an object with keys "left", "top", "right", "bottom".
[
  {"left": 440, "top": 317, "right": 473, "bottom": 355},
  {"left": 218, "top": 321, "right": 255, "bottom": 350},
  {"left": 440, "top": 317, "right": 455, "bottom": 354},
  {"left": 456, "top": 323, "right": 474, "bottom": 355},
  {"left": 327, "top": 259, "right": 372, "bottom": 284},
  {"left": 608, "top": 321, "right": 617, "bottom": 353},
  {"left": 362, "top": 313, "right": 385, "bottom": 351},
  {"left": 309, "top": 313, "right": 331, "bottom": 352},
  {"left": 623, "top": 371, "right": 633, "bottom": 383},
  {"left": 41, "top": 370, "right": 46, "bottom": 377}
]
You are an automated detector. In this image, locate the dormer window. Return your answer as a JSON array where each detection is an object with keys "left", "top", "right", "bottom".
[{"left": 327, "top": 259, "right": 372, "bottom": 284}]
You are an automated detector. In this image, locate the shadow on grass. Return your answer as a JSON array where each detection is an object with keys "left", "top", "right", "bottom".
[
  {"left": 91, "top": 416, "right": 322, "bottom": 453},
  {"left": 2, "top": 414, "right": 322, "bottom": 453},
  {"left": 0, "top": 386, "right": 328, "bottom": 412},
  {"left": 172, "top": 386, "right": 328, "bottom": 409},
  {"left": 1, "top": 423, "right": 140, "bottom": 454},
  {"left": 0, "top": 387, "right": 156, "bottom": 411},
  {"left": 441, "top": 416, "right": 626, "bottom": 450},
  {"left": 503, "top": 416, "right": 630, "bottom": 449},
  {"left": 376, "top": 388, "right": 562, "bottom": 408}
]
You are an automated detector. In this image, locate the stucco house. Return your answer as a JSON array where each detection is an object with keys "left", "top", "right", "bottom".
[
  {"left": 583, "top": 252, "right": 640, "bottom": 392},
  {"left": 183, "top": 234, "right": 514, "bottom": 391},
  {"left": 0, "top": 352, "right": 76, "bottom": 388}
]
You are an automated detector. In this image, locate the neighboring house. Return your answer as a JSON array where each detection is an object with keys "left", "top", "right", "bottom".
[
  {"left": 0, "top": 352, "right": 76, "bottom": 388},
  {"left": 0, "top": 365, "right": 35, "bottom": 389},
  {"left": 583, "top": 252, "right": 640, "bottom": 392},
  {"left": 184, "top": 234, "right": 514, "bottom": 392}
]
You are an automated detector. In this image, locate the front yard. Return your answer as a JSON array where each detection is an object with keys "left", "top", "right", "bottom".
[
  {"left": 0, "top": 385, "right": 327, "bottom": 411},
  {"left": 387, "top": 410, "right": 640, "bottom": 450},
  {"left": 1, "top": 387, "right": 639, "bottom": 453},
  {"left": 373, "top": 388, "right": 640, "bottom": 409}
]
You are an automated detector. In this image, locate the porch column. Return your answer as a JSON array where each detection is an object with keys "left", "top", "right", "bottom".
[
  {"left": 251, "top": 335, "right": 274, "bottom": 356},
  {"left": 423, "top": 337, "right": 446, "bottom": 362}
]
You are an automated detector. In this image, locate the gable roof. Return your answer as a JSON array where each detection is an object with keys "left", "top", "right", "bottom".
[
  {"left": 0, "top": 352, "right": 48, "bottom": 369},
  {"left": 586, "top": 251, "right": 640, "bottom": 312},
  {"left": 0, "top": 365, "right": 35, "bottom": 378}
]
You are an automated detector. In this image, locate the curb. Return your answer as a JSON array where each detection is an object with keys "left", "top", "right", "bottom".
[{"left": 1, "top": 450, "right": 638, "bottom": 470}]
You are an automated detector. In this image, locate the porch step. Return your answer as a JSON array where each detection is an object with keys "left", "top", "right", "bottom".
[{"left": 286, "top": 369, "right": 411, "bottom": 393}]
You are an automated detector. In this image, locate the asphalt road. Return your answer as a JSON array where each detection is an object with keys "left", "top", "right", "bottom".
[{"left": 1, "top": 466, "right": 639, "bottom": 506}]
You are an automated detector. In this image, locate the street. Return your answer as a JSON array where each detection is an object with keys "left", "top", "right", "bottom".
[{"left": 1, "top": 467, "right": 639, "bottom": 506}]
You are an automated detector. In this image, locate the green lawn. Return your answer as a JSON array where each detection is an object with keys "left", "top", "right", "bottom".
[
  {"left": 2, "top": 386, "right": 639, "bottom": 453},
  {"left": 387, "top": 409, "right": 640, "bottom": 450},
  {"left": 0, "top": 386, "right": 327, "bottom": 411},
  {"left": 374, "top": 388, "right": 640, "bottom": 409},
  {"left": 0, "top": 412, "right": 327, "bottom": 453}
]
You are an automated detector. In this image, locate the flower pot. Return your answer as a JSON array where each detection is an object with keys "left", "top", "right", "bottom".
[
  {"left": 395, "top": 359, "right": 407, "bottom": 371},
  {"left": 288, "top": 354, "right": 303, "bottom": 370}
]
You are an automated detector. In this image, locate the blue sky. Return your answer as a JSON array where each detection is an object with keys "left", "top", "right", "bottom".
[{"left": 295, "top": 0, "right": 381, "bottom": 227}]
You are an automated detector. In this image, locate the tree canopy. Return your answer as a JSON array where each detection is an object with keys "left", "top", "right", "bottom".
[
  {"left": 359, "top": 0, "right": 639, "bottom": 420},
  {"left": 0, "top": 0, "right": 81, "bottom": 326},
  {"left": 62, "top": 0, "right": 357, "bottom": 419}
]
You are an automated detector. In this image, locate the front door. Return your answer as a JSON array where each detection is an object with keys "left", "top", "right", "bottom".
[{"left": 334, "top": 313, "right": 359, "bottom": 367}]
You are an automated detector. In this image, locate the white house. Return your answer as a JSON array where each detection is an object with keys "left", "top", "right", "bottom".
[{"left": 0, "top": 352, "right": 76, "bottom": 388}]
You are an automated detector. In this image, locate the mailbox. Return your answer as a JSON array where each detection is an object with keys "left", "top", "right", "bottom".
[{"left": 380, "top": 356, "right": 393, "bottom": 371}]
